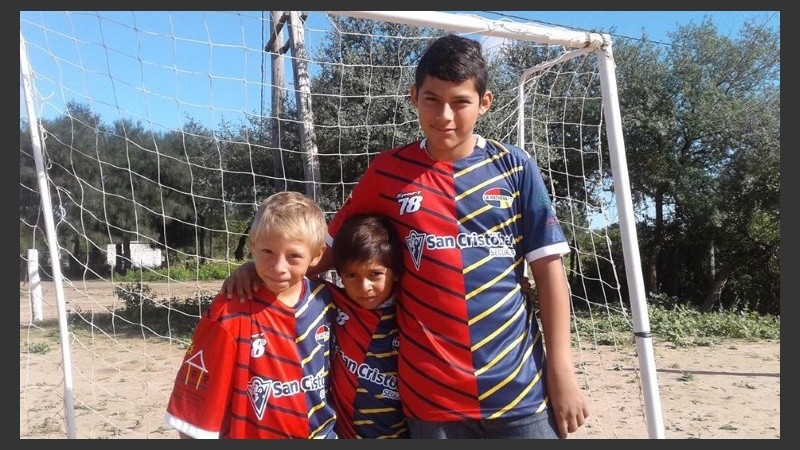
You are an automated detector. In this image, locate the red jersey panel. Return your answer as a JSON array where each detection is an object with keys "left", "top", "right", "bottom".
[
  {"left": 164, "top": 278, "right": 337, "bottom": 438},
  {"left": 326, "top": 136, "right": 569, "bottom": 422}
]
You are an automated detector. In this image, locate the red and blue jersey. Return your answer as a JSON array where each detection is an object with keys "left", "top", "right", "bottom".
[
  {"left": 164, "top": 278, "right": 338, "bottom": 439},
  {"left": 327, "top": 284, "right": 407, "bottom": 439},
  {"left": 326, "top": 136, "right": 570, "bottom": 422}
]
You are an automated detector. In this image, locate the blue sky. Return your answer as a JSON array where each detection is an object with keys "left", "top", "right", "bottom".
[
  {"left": 473, "top": 11, "right": 778, "bottom": 43},
  {"left": 20, "top": 10, "right": 779, "bottom": 130}
]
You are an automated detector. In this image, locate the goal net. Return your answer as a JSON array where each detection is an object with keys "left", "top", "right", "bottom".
[{"left": 20, "top": 10, "right": 663, "bottom": 438}]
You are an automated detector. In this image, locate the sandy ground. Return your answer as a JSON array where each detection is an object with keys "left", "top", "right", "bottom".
[{"left": 19, "top": 280, "right": 780, "bottom": 439}]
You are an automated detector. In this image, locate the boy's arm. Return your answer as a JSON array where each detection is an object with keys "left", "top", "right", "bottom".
[
  {"left": 220, "top": 246, "right": 335, "bottom": 300},
  {"left": 530, "top": 254, "right": 589, "bottom": 438},
  {"left": 311, "top": 246, "right": 335, "bottom": 277},
  {"left": 165, "top": 299, "right": 235, "bottom": 438},
  {"left": 219, "top": 260, "right": 258, "bottom": 300}
]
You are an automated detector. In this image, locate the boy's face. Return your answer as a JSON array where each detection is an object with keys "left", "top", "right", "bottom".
[
  {"left": 410, "top": 75, "right": 492, "bottom": 160},
  {"left": 251, "top": 228, "right": 323, "bottom": 305},
  {"left": 338, "top": 259, "right": 397, "bottom": 310}
]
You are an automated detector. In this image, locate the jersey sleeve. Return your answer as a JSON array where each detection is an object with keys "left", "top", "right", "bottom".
[
  {"left": 164, "top": 304, "right": 236, "bottom": 439},
  {"left": 519, "top": 153, "right": 570, "bottom": 262}
]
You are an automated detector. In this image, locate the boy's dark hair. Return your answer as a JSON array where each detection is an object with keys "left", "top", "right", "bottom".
[
  {"left": 414, "top": 34, "right": 488, "bottom": 96},
  {"left": 332, "top": 214, "right": 404, "bottom": 278}
]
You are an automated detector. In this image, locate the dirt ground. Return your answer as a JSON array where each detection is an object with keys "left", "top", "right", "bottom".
[{"left": 19, "top": 280, "right": 780, "bottom": 439}]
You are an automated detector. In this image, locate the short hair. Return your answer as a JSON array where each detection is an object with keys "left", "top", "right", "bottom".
[
  {"left": 414, "top": 34, "right": 488, "bottom": 97},
  {"left": 249, "top": 191, "right": 326, "bottom": 254},
  {"left": 332, "top": 214, "right": 404, "bottom": 278}
]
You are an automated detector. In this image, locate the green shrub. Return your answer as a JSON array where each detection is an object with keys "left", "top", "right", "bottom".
[
  {"left": 74, "top": 281, "right": 216, "bottom": 341},
  {"left": 113, "top": 261, "right": 242, "bottom": 282},
  {"left": 574, "top": 294, "right": 780, "bottom": 347},
  {"left": 66, "top": 282, "right": 778, "bottom": 348},
  {"left": 27, "top": 342, "right": 51, "bottom": 354},
  {"left": 196, "top": 262, "right": 239, "bottom": 280},
  {"left": 114, "top": 281, "right": 156, "bottom": 311}
]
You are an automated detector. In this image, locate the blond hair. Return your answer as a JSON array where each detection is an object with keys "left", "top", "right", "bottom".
[{"left": 249, "top": 191, "right": 327, "bottom": 254}]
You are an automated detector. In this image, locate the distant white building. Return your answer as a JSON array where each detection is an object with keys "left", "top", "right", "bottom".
[{"left": 106, "top": 241, "right": 162, "bottom": 269}]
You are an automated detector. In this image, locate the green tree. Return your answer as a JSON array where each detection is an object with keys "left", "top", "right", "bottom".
[
  {"left": 308, "top": 17, "right": 433, "bottom": 211},
  {"left": 614, "top": 17, "right": 779, "bottom": 313},
  {"left": 24, "top": 102, "right": 115, "bottom": 277}
]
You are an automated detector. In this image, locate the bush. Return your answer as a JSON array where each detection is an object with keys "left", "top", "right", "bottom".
[
  {"left": 67, "top": 281, "right": 217, "bottom": 340},
  {"left": 574, "top": 293, "right": 780, "bottom": 347},
  {"left": 113, "top": 261, "right": 242, "bottom": 282},
  {"left": 70, "top": 282, "right": 778, "bottom": 348}
]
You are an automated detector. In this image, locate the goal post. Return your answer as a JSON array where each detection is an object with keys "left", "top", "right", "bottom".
[
  {"left": 20, "top": 10, "right": 664, "bottom": 438},
  {"left": 513, "top": 40, "right": 664, "bottom": 439},
  {"left": 596, "top": 43, "right": 666, "bottom": 440},
  {"left": 19, "top": 31, "right": 77, "bottom": 439}
]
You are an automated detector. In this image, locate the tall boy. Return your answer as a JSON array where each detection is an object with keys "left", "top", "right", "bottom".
[
  {"left": 223, "top": 34, "right": 588, "bottom": 439},
  {"left": 165, "top": 191, "right": 337, "bottom": 439}
]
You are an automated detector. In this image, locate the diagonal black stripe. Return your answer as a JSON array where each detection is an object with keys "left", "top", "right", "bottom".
[
  {"left": 397, "top": 351, "right": 473, "bottom": 420},
  {"left": 398, "top": 287, "right": 470, "bottom": 355},
  {"left": 337, "top": 301, "right": 375, "bottom": 357},
  {"left": 374, "top": 169, "right": 453, "bottom": 199},
  {"left": 377, "top": 195, "right": 456, "bottom": 236},
  {"left": 229, "top": 401, "right": 307, "bottom": 437},
  {"left": 240, "top": 349, "right": 301, "bottom": 371},
  {"left": 391, "top": 143, "right": 452, "bottom": 176},
  {"left": 403, "top": 268, "right": 464, "bottom": 304},
  {"left": 334, "top": 358, "right": 360, "bottom": 392}
]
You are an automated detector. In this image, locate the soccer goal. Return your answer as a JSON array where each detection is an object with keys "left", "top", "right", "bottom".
[{"left": 20, "top": 11, "right": 664, "bottom": 438}]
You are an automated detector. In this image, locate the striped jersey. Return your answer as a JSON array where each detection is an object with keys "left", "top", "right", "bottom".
[
  {"left": 164, "top": 278, "right": 338, "bottom": 439},
  {"left": 326, "top": 136, "right": 570, "bottom": 422},
  {"left": 328, "top": 283, "right": 408, "bottom": 439}
]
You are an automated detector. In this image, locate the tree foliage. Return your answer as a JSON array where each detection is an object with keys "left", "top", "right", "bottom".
[
  {"left": 19, "top": 15, "right": 779, "bottom": 315},
  {"left": 308, "top": 17, "right": 433, "bottom": 210},
  {"left": 614, "top": 17, "right": 779, "bottom": 314}
]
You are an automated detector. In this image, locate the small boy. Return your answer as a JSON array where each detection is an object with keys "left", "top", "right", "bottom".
[
  {"left": 164, "top": 191, "right": 337, "bottom": 439},
  {"left": 327, "top": 214, "right": 408, "bottom": 439}
]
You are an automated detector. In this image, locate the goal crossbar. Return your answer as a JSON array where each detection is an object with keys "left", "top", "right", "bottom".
[{"left": 328, "top": 11, "right": 609, "bottom": 49}]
